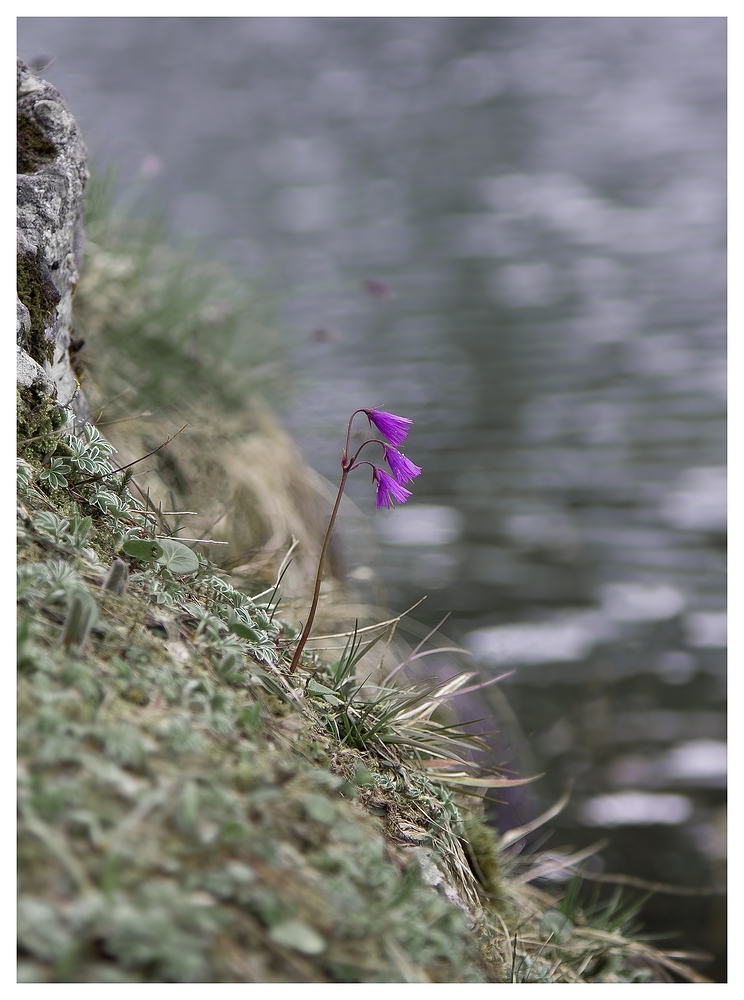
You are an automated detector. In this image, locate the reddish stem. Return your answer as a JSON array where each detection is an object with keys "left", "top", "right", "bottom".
[
  {"left": 288, "top": 466, "right": 350, "bottom": 673},
  {"left": 288, "top": 412, "right": 387, "bottom": 674}
]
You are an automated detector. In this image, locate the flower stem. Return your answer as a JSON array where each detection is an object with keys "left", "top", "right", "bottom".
[{"left": 288, "top": 466, "right": 350, "bottom": 673}]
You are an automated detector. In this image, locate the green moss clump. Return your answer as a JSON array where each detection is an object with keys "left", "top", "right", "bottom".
[
  {"left": 17, "top": 109, "right": 58, "bottom": 174},
  {"left": 17, "top": 250, "right": 61, "bottom": 366},
  {"left": 17, "top": 386, "right": 65, "bottom": 464},
  {"left": 463, "top": 817, "right": 502, "bottom": 900}
]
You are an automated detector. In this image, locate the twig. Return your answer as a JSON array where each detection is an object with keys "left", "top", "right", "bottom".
[
  {"left": 515, "top": 839, "right": 609, "bottom": 884},
  {"left": 405, "top": 646, "right": 473, "bottom": 662},
  {"left": 17, "top": 428, "right": 66, "bottom": 447},
  {"left": 75, "top": 424, "right": 188, "bottom": 485},
  {"left": 155, "top": 535, "right": 228, "bottom": 545},
  {"left": 95, "top": 385, "right": 135, "bottom": 422}
]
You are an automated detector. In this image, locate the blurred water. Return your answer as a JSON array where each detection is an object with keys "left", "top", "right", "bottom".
[{"left": 18, "top": 16, "right": 726, "bottom": 974}]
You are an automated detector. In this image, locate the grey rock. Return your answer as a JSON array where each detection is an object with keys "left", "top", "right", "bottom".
[
  {"left": 16, "top": 58, "right": 90, "bottom": 423},
  {"left": 17, "top": 345, "right": 57, "bottom": 398}
]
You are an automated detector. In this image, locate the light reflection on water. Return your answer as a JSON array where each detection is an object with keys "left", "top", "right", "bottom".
[{"left": 18, "top": 15, "right": 726, "bottom": 969}]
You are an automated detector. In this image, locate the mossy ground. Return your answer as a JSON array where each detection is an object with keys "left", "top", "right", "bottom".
[
  {"left": 16, "top": 423, "right": 495, "bottom": 983},
  {"left": 17, "top": 406, "right": 711, "bottom": 983}
]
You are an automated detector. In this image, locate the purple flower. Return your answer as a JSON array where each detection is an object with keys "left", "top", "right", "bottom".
[
  {"left": 384, "top": 446, "right": 422, "bottom": 485},
  {"left": 365, "top": 408, "right": 412, "bottom": 446},
  {"left": 373, "top": 467, "right": 412, "bottom": 509}
]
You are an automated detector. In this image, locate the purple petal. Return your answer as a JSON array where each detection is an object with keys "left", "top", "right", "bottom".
[
  {"left": 365, "top": 408, "right": 412, "bottom": 447},
  {"left": 384, "top": 447, "right": 422, "bottom": 485},
  {"left": 373, "top": 467, "right": 413, "bottom": 508}
]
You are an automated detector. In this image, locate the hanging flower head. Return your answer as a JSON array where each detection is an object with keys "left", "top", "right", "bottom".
[
  {"left": 364, "top": 408, "right": 412, "bottom": 447},
  {"left": 373, "top": 467, "right": 413, "bottom": 509},
  {"left": 383, "top": 445, "right": 422, "bottom": 485}
]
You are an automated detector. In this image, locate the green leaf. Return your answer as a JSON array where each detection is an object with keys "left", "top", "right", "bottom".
[
  {"left": 307, "top": 680, "right": 344, "bottom": 705},
  {"left": 303, "top": 793, "right": 336, "bottom": 825},
  {"left": 268, "top": 920, "right": 326, "bottom": 955},
  {"left": 215, "top": 651, "right": 244, "bottom": 683},
  {"left": 122, "top": 538, "right": 164, "bottom": 562},
  {"left": 228, "top": 619, "right": 264, "bottom": 643},
  {"left": 156, "top": 539, "right": 200, "bottom": 576}
]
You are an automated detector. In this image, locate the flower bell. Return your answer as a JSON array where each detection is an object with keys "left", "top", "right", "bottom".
[
  {"left": 364, "top": 408, "right": 412, "bottom": 447},
  {"left": 383, "top": 445, "right": 422, "bottom": 486},
  {"left": 373, "top": 467, "right": 413, "bottom": 509}
]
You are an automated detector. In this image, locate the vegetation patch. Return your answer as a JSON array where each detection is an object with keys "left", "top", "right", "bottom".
[
  {"left": 17, "top": 411, "right": 711, "bottom": 983},
  {"left": 17, "top": 386, "right": 67, "bottom": 464},
  {"left": 17, "top": 249, "right": 61, "bottom": 366},
  {"left": 17, "top": 109, "right": 58, "bottom": 174}
]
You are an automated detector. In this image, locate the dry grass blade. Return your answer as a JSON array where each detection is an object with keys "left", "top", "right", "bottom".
[
  {"left": 306, "top": 597, "right": 427, "bottom": 641},
  {"left": 514, "top": 839, "right": 609, "bottom": 883},
  {"left": 497, "top": 784, "right": 573, "bottom": 851},
  {"left": 570, "top": 870, "right": 725, "bottom": 896},
  {"left": 571, "top": 927, "right": 712, "bottom": 984},
  {"left": 381, "top": 612, "right": 452, "bottom": 687}
]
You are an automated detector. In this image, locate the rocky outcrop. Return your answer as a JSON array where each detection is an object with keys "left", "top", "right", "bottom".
[{"left": 17, "top": 58, "right": 90, "bottom": 422}]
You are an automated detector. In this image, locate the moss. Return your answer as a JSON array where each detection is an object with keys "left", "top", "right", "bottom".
[
  {"left": 17, "top": 385, "right": 65, "bottom": 463},
  {"left": 17, "top": 250, "right": 60, "bottom": 365},
  {"left": 17, "top": 109, "right": 58, "bottom": 174},
  {"left": 463, "top": 817, "right": 502, "bottom": 900}
]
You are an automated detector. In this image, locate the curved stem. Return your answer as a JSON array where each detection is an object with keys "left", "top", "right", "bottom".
[
  {"left": 288, "top": 467, "right": 350, "bottom": 673},
  {"left": 347, "top": 437, "right": 388, "bottom": 468},
  {"left": 342, "top": 408, "right": 368, "bottom": 465}
]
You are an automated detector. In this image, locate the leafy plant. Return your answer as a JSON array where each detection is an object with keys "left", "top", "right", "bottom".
[
  {"left": 17, "top": 457, "right": 34, "bottom": 492},
  {"left": 155, "top": 539, "right": 199, "bottom": 576},
  {"left": 38, "top": 457, "right": 71, "bottom": 490}
]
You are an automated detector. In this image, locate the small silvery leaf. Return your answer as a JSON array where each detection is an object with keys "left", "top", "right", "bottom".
[
  {"left": 268, "top": 920, "right": 326, "bottom": 955},
  {"left": 228, "top": 618, "right": 264, "bottom": 644},
  {"left": 17, "top": 458, "right": 34, "bottom": 491},
  {"left": 39, "top": 458, "right": 70, "bottom": 490}
]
